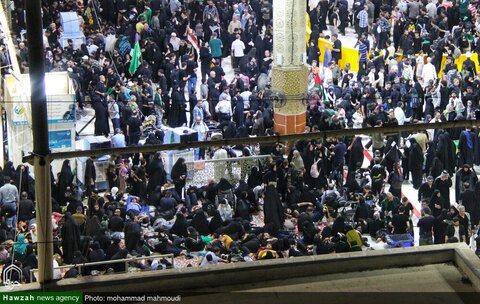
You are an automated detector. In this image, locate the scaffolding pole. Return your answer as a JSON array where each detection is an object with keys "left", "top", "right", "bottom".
[{"left": 26, "top": 0, "right": 53, "bottom": 284}]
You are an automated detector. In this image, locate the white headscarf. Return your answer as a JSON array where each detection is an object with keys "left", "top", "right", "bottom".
[
  {"left": 29, "top": 223, "right": 38, "bottom": 243},
  {"left": 292, "top": 150, "right": 305, "bottom": 171}
]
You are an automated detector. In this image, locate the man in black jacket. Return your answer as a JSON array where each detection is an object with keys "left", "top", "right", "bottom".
[{"left": 18, "top": 192, "right": 35, "bottom": 222}]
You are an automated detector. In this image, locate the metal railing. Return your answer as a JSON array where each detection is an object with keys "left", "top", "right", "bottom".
[
  {"left": 28, "top": 254, "right": 174, "bottom": 283},
  {"left": 23, "top": 120, "right": 480, "bottom": 164}
]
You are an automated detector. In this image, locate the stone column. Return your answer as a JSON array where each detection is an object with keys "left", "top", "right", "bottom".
[{"left": 271, "top": 0, "right": 309, "bottom": 135}]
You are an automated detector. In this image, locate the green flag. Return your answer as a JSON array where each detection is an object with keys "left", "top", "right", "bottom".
[{"left": 129, "top": 41, "right": 141, "bottom": 76}]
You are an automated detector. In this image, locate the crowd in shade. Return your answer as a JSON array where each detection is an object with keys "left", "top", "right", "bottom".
[{"left": 1, "top": 0, "right": 480, "bottom": 283}]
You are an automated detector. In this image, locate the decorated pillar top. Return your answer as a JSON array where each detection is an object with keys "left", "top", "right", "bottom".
[{"left": 273, "top": 0, "right": 307, "bottom": 67}]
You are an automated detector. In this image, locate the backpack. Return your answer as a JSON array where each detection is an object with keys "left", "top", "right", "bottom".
[
  {"left": 117, "top": 101, "right": 125, "bottom": 119},
  {"left": 410, "top": 89, "right": 419, "bottom": 108},
  {"left": 346, "top": 229, "right": 362, "bottom": 250},
  {"left": 115, "top": 35, "right": 132, "bottom": 57},
  {"left": 310, "top": 159, "right": 321, "bottom": 178}
]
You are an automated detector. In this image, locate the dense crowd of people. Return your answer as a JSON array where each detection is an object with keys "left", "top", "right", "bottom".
[{"left": 1, "top": 0, "right": 480, "bottom": 284}]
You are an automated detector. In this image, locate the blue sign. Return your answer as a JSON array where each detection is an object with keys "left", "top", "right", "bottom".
[{"left": 49, "top": 130, "right": 72, "bottom": 149}]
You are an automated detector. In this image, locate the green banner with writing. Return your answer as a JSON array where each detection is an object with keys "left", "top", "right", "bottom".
[{"left": 1, "top": 292, "right": 83, "bottom": 304}]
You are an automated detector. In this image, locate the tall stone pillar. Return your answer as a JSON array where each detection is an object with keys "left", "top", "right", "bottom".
[{"left": 271, "top": 0, "right": 309, "bottom": 135}]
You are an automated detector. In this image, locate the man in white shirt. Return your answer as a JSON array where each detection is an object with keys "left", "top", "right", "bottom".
[
  {"left": 426, "top": 0, "right": 437, "bottom": 19},
  {"left": 352, "top": 106, "right": 364, "bottom": 129},
  {"left": 215, "top": 96, "right": 233, "bottom": 122},
  {"left": 428, "top": 111, "right": 442, "bottom": 140},
  {"left": 451, "top": 92, "right": 465, "bottom": 116},
  {"left": 213, "top": 147, "right": 230, "bottom": 180},
  {"left": 374, "top": 67, "right": 385, "bottom": 89},
  {"left": 219, "top": 87, "right": 232, "bottom": 103},
  {"left": 367, "top": 67, "right": 376, "bottom": 84},
  {"left": 231, "top": 34, "right": 245, "bottom": 69},
  {"left": 191, "top": 115, "right": 209, "bottom": 160},
  {"left": 111, "top": 129, "right": 127, "bottom": 148},
  {"left": 240, "top": 90, "right": 252, "bottom": 109},
  {"left": 228, "top": 15, "right": 242, "bottom": 34},
  {"left": 170, "top": 0, "right": 182, "bottom": 15},
  {"left": 323, "top": 64, "right": 333, "bottom": 84},
  {"left": 401, "top": 59, "right": 414, "bottom": 82},
  {"left": 170, "top": 32, "right": 181, "bottom": 52},
  {"left": 108, "top": 95, "right": 120, "bottom": 130},
  {"left": 191, "top": 116, "right": 209, "bottom": 140},
  {"left": 397, "top": 0, "right": 408, "bottom": 13},
  {"left": 87, "top": 41, "right": 99, "bottom": 56},
  {"left": 422, "top": 57, "right": 437, "bottom": 87},
  {"left": 394, "top": 101, "right": 411, "bottom": 125}
]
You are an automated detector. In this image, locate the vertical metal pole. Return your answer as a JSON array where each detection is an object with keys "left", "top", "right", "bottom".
[
  {"left": 1, "top": 0, "right": 11, "bottom": 29},
  {"left": 26, "top": 0, "right": 53, "bottom": 284}
]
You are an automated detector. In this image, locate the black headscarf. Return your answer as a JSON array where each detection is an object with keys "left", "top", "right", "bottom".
[
  {"left": 332, "top": 216, "right": 346, "bottom": 235},
  {"left": 171, "top": 158, "right": 187, "bottom": 182},
  {"left": 235, "top": 126, "right": 249, "bottom": 138},
  {"left": 22, "top": 244, "right": 38, "bottom": 269},
  {"left": 106, "top": 238, "right": 121, "bottom": 260},
  {"left": 263, "top": 185, "right": 285, "bottom": 236},
  {"left": 191, "top": 209, "right": 210, "bottom": 236},
  {"left": 124, "top": 220, "right": 142, "bottom": 253},
  {"left": 217, "top": 178, "right": 233, "bottom": 191},
  {"left": 88, "top": 242, "right": 106, "bottom": 264},
  {"left": 235, "top": 180, "right": 249, "bottom": 197},
  {"left": 235, "top": 192, "right": 250, "bottom": 221},
  {"left": 233, "top": 96, "right": 245, "bottom": 127},
  {"left": 110, "top": 249, "right": 129, "bottom": 272},
  {"left": 61, "top": 212, "right": 81, "bottom": 264},
  {"left": 84, "top": 158, "right": 96, "bottom": 196},
  {"left": 147, "top": 152, "right": 167, "bottom": 196},
  {"left": 348, "top": 137, "right": 365, "bottom": 172},
  {"left": 3, "top": 161, "right": 15, "bottom": 180},
  {"left": 170, "top": 213, "right": 189, "bottom": 237},
  {"left": 248, "top": 166, "right": 263, "bottom": 188},
  {"left": 57, "top": 160, "right": 74, "bottom": 205},
  {"left": 209, "top": 210, "right": 224, "bottom": 233},
  {"left": 14, "top": 165, "right": 30, "bottom": 197},
  {"left": 145, "top": 132, "right": 161, "bottom": 145},
  {"left": 84, "top": 215, "right": 102, "bottom": 237}
]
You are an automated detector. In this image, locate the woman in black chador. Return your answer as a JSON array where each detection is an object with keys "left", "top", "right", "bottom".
[
  {"left": 84, "top": 158, "right": 96, "bottom": 197},
  {"left": 170, "top": 212, "right": 189, "bottom": 237},
  {"left": 168, "top": 86, "right": 187, "bottom": 127},
  {"left": 57, "top": 160, "right": 74, "bottom": 205},
  {"left": 171, "top": 158, "right": 187, "bottom": 198},
  {"left": 263, "top": 184, "right": 285, "bottom": 236},
  {"left": 61, "top": 212, "right": 81, "bottom": 264},
  {"left": 93, "top": 97, "right": 110, "bottom": 136},
  {"left": 147, "top": 152, "right": 166, "bottom": 197},
  {"left": 191, "top": 209, "right": 210, "bottom": 236},
  {"left": 408, "top": 138, "right": 424, "bottom": 189}
]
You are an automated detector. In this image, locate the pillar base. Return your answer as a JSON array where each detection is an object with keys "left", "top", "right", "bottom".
[
  {"left": 271, "top": 65, "right": 309, "bottom": 135},
  {"left": 274, "top": 111, "right": 306, "bottom": 135}
]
